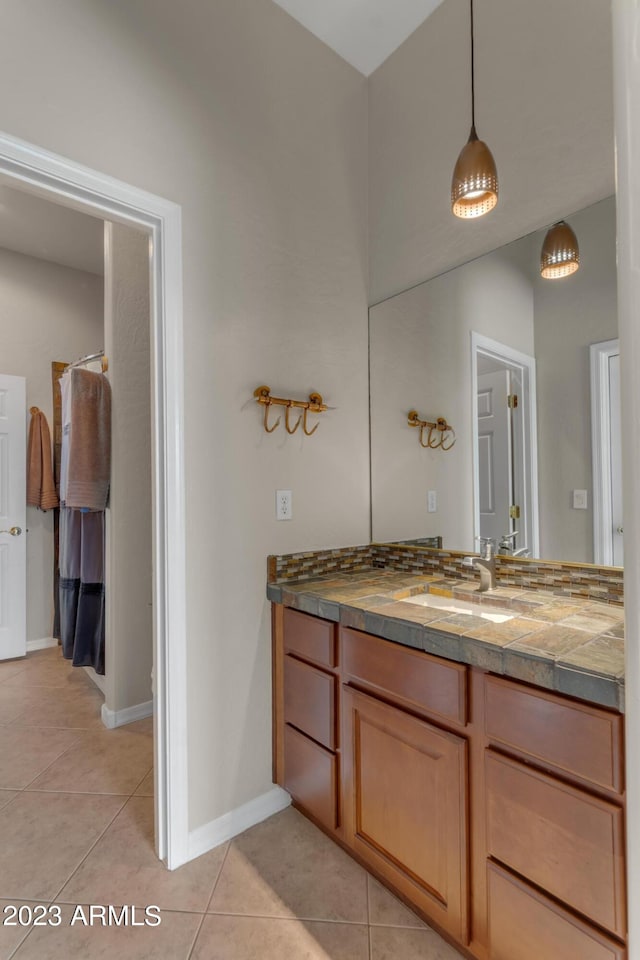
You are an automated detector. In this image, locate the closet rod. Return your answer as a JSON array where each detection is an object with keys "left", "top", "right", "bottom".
[{"left": 65, "top": 350, "right": 108, "bottom": 373}]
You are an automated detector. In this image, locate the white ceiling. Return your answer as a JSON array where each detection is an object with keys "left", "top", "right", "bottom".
[
  {"left": 271, "top": 0, "right": 445, "bottom": 75},
  {"left": 0, "top": 184, "right": 104, "bottom": 276}
]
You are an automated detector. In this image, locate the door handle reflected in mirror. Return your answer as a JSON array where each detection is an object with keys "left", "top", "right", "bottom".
[
  {"left": 0, "top": 526, "right": 22, "bottom": 536},
  {"left": 617, "top": 526, "right": 624, "bottom": 535}
]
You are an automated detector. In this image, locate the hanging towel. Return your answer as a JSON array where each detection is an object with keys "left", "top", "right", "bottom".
[
  {"left": 59, "top": 370, "right": 72, "bottom": 504},
  {"left": 59, "top": 506, "right": 105, "bottom": 673},
  {"left": 26, "top": 409, "right": 59, "bottom": 511},
  {"left": 65, "top": 368, "right": 111, "bottom": 511}
]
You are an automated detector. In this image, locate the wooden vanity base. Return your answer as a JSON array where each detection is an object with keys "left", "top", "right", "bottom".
[{"left": 272, "top": 604, "right": 627, "bottom": 960}]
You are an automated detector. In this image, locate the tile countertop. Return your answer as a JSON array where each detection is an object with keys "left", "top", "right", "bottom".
[{"left": 267, "top": 568, "right": 625, "bottom": 712}]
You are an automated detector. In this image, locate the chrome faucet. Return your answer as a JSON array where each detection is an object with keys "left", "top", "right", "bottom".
[
  {"left": 463, "top": 537, "right": 497, "bottom": 592},
  {"left": 498, "top": 530, "right": 518, "bottom": 554}
]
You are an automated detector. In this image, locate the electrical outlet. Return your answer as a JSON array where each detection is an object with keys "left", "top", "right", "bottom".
[
  {"left": 276, "top": 489, "right": 293, "bottom": 520},
  {"left": 572, "top": 489, "right": 588, "bottom": 510},
  {"left": 427, "top": 490, "right": 437, "bottom": 513}
]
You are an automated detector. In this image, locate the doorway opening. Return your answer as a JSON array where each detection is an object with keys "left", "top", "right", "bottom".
[
  {"left": 471, "top": 332, "right": 539, "bottom": 559},
  {"left": 0, "top": 131, "right": 188, "bottom": 869}
]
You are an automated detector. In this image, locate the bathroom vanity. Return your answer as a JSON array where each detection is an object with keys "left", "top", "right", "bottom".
[{"left": 270, "top": 564, "right": 626, "bottom": 960}]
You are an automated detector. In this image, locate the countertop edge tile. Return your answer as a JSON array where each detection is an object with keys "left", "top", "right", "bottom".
[
  {"left": 268, "top": 569, "right": 625, "bottom": 711},
  {"left": 267, "top": 583, "right": 283, "bottom": 603},
  {"left": 316, "top": 599, "right": 341, "bottom": 622},
  {"left": 553, "top": 665, "right": 620, "bottom": 710}
]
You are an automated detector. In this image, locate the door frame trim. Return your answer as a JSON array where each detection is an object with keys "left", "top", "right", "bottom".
[
  {"left": 471, "top": 332, "right": 540, "bottom": 559},
  {"left": 0, "top": 131, "right": 189, "bottom": 869},
  {"left": 590, "top": 338, "right": 621, "bottom": 567}
]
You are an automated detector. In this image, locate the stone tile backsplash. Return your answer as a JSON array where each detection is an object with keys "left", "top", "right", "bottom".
[{"left": 268, "top": 542, "right": 623, "bottom": 606}]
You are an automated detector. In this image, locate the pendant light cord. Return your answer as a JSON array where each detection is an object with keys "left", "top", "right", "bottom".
[{"left": 470, "top": 0, "right": 476, "bottom": 136}]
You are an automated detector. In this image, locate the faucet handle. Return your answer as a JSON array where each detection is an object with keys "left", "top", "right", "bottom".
[
  {"left": 498, "top": 531, "right": 518, "bottom": 550},
  {"left": 475, "top": 536, "right": 495, "bottom": 559}
]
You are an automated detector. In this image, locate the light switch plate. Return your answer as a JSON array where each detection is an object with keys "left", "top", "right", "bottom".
[
  {"left": 572, "top": 489, "right": 588, "bottom": 510},
  {"left": 427, "top": 490, "right": 437, "bottom": 513}
]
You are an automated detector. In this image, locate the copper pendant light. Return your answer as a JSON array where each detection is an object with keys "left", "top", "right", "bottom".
[
  {"left": 540, "top": 221, "right": 580, "bottom": 279},
  {"left": 451, "top": 0, "right": 498, "bottom": 219}
]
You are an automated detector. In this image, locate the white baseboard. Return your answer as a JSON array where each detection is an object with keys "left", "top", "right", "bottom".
[
  {"left": 84, "top": 667, "right": 106, "bottom": 695},
  {"left": 187, "top": 785, "right": 291, "bottom": 862},
  {"left": 27, "top": 637, "right": 58, "bottom": 652},
  {"left": 101, "top": 699, "right": 153, "bottom": 729}
]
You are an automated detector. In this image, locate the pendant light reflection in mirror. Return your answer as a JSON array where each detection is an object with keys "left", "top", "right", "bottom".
[
  {"left": 540, "top": 220, "right": 580, "bottom": 279},
  {"left": 451, "top": 0, "right": 498, "bottom": 219}
]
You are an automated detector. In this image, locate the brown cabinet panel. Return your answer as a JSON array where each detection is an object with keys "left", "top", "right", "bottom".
[
  {"left": 486, "top": 750, "right": 626, "bottom": 937},
  {"left": 284, "top": 654, "right": 336, "bottom": 750},
  {"left": 484, "top": 674, "right": 623, "bottom": 793},
  {"left": 488, "top": 863, "right": 626, "bottom": 960},
  {"left": 284, "top": 725, "right": 338, "bottom": 831},
  {"left": 341, "top": 627, "right": 467, "bottom": 726},
  {"left": 342, "top": 685, "right": 469, "bottom": 943},
  {"left": 283, "top": 608, "right": 336, "bottom": 668},
  {"left": 274, "top": 605, "right": 628, "bottom": 957}
]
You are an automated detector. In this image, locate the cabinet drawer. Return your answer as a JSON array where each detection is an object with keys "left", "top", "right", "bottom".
[
  {"left": 284, "top": 654, "right": 336, "bottom": 750},
  {"left": 284, "top": 725, "right": 338, "bottom": 831},
  {"left": 341, "top": 628, "right": 467, "bottom": 726},
  {"left": 484, "top": 674, "right": 623, "bottom": 792},
  {"left": 488, "top": 863, "right": 626, "bottom": 960},
  {"left": 486, "top": 751, "right": 626, "bottom": 937},
  {"left": 283, "top": 608, "right": 336, "bottom": 668}
]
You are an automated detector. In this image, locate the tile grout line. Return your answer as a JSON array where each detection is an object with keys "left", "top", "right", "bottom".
[
  {"left": 185, "top": 911, "right": 208, "bottom": 960},
  {"left": 204, "top": 910, "right": 372, "bottom": 925},
  {"left": 204, "top": 837, "right": 232, "bottom": 914},
  {"left": 17, "top": 729, "right": 91, "bottom": 792},
  {"left": 45, "top": 793, "right": 132, "bottom": 906},
  {"left": 21, "top": 788, "right": 132, "bottom": 797},
  {"left": 130, "top": 763, "right": 154, "bottom": 796},
  {"left": 5, "top": 919, "right": 35, "bottom": 960}
]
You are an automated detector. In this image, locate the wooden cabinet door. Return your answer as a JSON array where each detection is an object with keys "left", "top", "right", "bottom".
[{"left": 342, "top": 686, "right": 469, "bottom": 943}]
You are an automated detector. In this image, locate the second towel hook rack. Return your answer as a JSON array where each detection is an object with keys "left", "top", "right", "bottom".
[{"left": 407, "top": 410, "right": 456, "bottom": 450}]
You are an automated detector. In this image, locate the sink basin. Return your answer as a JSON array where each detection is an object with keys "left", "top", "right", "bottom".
[{"left": 400, "top": 593, "right": 514, "bottom": 624}]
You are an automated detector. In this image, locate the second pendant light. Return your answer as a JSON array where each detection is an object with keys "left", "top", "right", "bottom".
[{"left": 451, "top": 0, "right": 498, "bottom": 219}]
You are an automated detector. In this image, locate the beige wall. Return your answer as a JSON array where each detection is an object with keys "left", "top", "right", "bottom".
[
  {"left": 104, "top": 222, "right": 153, "bottom": 714},
  {"left": 370, "top": 238, "right": 534, "bottom": 548},
  {"left": 0, "top": 245, "right": 103, "bottom": 642},
  {"left": 368, "top": 0, "right": 614, "bottom": 304},
  {"left": 534, "top": 199, "right": 618, "bottom": 562},
  {"left": 0, "top": 0, "right": 370, "bottom": 830}
]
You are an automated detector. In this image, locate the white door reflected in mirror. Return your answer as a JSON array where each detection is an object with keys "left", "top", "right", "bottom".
[
  {"left": 472, "top": 333, "right": 539, "bottom": 559},
  {"left": 591, "top": 339, "right": 623, "bottom": 567}
]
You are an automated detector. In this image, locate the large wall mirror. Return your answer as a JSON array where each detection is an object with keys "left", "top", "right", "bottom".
[{"left": 369, "top": 196, "right": 619, "bottom": 567}]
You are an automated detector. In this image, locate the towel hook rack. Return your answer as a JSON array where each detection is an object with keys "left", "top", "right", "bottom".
[
  {"left": 254, "top": 386, "right": 330, "bottom": 437},
  {"left": 407, "top": 410, "right": 456, "bottom": 451}
]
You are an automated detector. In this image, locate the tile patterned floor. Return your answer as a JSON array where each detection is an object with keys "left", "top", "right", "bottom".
[{"left": 0, "top": 647, "right": 464, "bottom": 959}]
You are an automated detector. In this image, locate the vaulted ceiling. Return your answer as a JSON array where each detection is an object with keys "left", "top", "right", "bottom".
[{"left": 271, "top": 0, "right": 445, "bottom": 75}]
